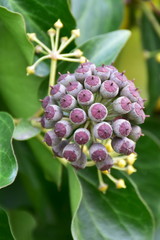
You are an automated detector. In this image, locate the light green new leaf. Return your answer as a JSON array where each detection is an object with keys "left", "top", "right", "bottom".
[
  {"left": 13, "top": 119, "right": 40, "bottom": 141},
  {"left": 71, "top": 0, "right": 124, "bottom": 44},
  {"left": 0, "top": 208, "right": 15, "bottom": 240},
  {"left": 68, "top": 166, "right": 154, "bottom": 240},
  {"left": 58, "top": 30, "right": 131, "bottom": 74},
  {"left": 0, "top": 112, "right": 18, "bottom": 189},
  {"left": 0, "top": 7, "right": 43, "bottom": 118}
]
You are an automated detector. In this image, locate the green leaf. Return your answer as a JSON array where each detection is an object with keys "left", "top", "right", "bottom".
[
  {"left": 0, "top": 7, "right": 43, "bottom": 118},
  {"left": 132, "top": 123, "right": 160, "bottom": 238},
  {"left": 140, "top": 14, "right": 160, "bottom": 112},
  {"left": 0, "top": 0, "right": 76, "bottom": 37},
  {"left": 13, "top": 119, "right": 40, "bottom": 141},
  {"left": 0, "top": 208, "right": 15, "bottom": 240},
  {"left": 8, "top": 210, "right": 36, "bottom": 240},
  {"left": 68, "top": 166, "right": 154, "bottom": 240},
  {"left": 71, "top": 0, "right": 124, "bottom": 44},
  {"left": 28, "top": 138, "right": 62, "bottom": 187},
  {"left": 58, "top": 30, "right": 131, "bottom": 74},
  {"left": 0, "top": 112, "right": 18, "bottom": 189}
]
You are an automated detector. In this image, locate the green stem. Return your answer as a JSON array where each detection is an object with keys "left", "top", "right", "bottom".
[
  {"left": 48, "top": 59, "right": 57, "bottom": 94},
  {"left": 34, "top": 38, "right": 51, "bottom": 53},
  {"left": 97, "top": 170, "right": 105, "bottom": 185},
  {"left": 86, "top": 161, "right": 95, "bottom": 167}
]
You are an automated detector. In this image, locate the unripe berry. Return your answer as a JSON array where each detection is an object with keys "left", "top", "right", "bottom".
[
  {"left": 62, "top": 143, "right": 81, "bottom": 162},
  {"left": 88, "top": 103, "right": 108, "bottom": 122},
  {"left": 113, "top": 96, "right": 132, "bottom": 114},
  {"left": 66, "top": 81, "right": 83, "bottom": 97},
  {"left": 96, "top": 155, "right": 113, "bottom": 171},
  {"left": 75, "top": 66, "right": 91, "bottom": 83},
  {"left": 50, "top": 83, "right": 66, "bottom": 100},
  {"left": 79, "top": 62, "right": 96, "bottom": 73},
  {"left": 127, "top": 102, "right": 145, "bottom": 124},
  {"left": 59, "top": 94, "right": 76, "bottom": 110},
  {"left": 77, "top": 89, "right": 94, "bottom": 106},
  {"left": 93, "top": 122, "right": 112, "bottom": 140},
  {"left": 40, "top": 96, "right": 55, "bottom": 109},
  {"left": 84, "top": 75, "right": 101, "bottom": 92},
  {"left": 69, "top": 108, "right": 87, "bottom": 125},
  {"left": 89, "top": 143, "right": 108, "bottom": 162},
  {"left": 57, "top": 72, "right": 76, "bottom": 86},
  {"left": 111, "top": 137, "right": 135, "bottom": 155},
  {"left": 128, "top": 125, "right": 142, "bottom": 142},
  {"left": 44, "top": 130, "right": 60, "bottom": 146},
  {"left": 112, "top": 119, "right": 132, "bottom": 138},
  {"left": 52, "top": 140, "right": 69, "bottom": 157},
  {"left": 120, "top": 85, "right": 140, "bottom": 102},
  {"left": 40, "top": 116, "right": 55, "bottom": 129},
  {"left": 94, "top": 65, "right": 110, "bottom": 81},
  {"left": 100, "top": 80, "right": 119, "bottom": 98},
  {"left": 110, "top": 72, "right": 128, "bottom": 88},
  {"left": 72, "top": 152, "right": 87, "bottom": 169},
  {"left": 45, "top": 104, "right": 62, "bottom": 121},
  {"left": 54, "top": 120, "right": 72, "bottom": 138},
  {"left": 73, "top": 128, "right": 90, "bottom": 145}
]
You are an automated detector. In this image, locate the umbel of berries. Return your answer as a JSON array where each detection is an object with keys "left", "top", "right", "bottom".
[{"left": 41, "top": 61, "right": 148, "bottom": 175}]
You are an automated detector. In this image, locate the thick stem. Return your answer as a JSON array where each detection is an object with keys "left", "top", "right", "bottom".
[{"left": 48, "top": 59, "right": 57, "bottom": 94}]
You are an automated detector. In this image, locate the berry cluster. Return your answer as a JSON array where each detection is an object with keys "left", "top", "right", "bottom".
[{"left": 41, "top": 62, "right": 147, "bottom": 172}]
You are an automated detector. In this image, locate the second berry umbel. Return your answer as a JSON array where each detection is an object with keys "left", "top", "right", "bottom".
[{"left": 41, "top": 62, "right": 147, "bottom": 170}]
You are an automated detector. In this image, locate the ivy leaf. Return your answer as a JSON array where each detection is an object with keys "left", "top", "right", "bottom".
[
  {"left": 0, "top": 208, "right": 15, "bottom": 240},
  {"left": 71, "top": 0, "right": 124, "bottom": 44},
  {"left": 58, "top": 30, "right": 131, "bottom": 74},
  {"left": 0, "top": 112, "right": 18, "bottom": 189},
  {"left": 68, "top": 166, "right": 154, "bottom": 240},
  {"left": 13, "top": 119, "right": 40, "bottom": 141}
]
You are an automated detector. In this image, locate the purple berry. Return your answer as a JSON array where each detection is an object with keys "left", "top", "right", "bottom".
[
  {"left": 72, "top": 152, "right": 87, "bottom": 170},
  {"left": 111, "top": 137, "right": 135, "bottom": 155},
  {"left": 74, "top": 128, "right": 90, "bottom": 145},
  {"left": 96, "top": 155, "right": 113, "bottom": 171},
  {"left": 66, "top": 81, "right": 83, "bottom": 96},
  {"left": 54, "top": 120, "right": 72, "bottom": 138},
  {"left": 84, "top": 75, "right": 101, "bottom": 92},
  {"left": 105, "top": 65, "right": 118, "bottom": 74},
  {"left": 89, "top": 143, "right": 108, "bottom": 162},
  {"left": 69, "top": 108, "right": 87, "bottom": 125},
  {"left": 50, "top": 83, "right": 66, "bottom": 100},
  {"left": 75, "top": 66, "right": 91, "bottom": 83},
  {"left": 110, "top": 72, "right": 128, "bottom": 88},
  {"left": 100, "top": 80, "right": 119, "bottom": 98},
  {"left": 94, "top": 65, "right": 110, "bottom": 81},
  {"left": 88, "top": 103, "right": 108, "bottom": 122},
  {"left": 40, "top": 116, "right": 55, "bottom": 129},
  {"left": 45, "top": 104, "right": 62, "bottom": 121},
  {"left": 137, "top": 97, "right": 145, "bottom": 107},
  {"left": 44, "top": 130, "right": 60, "bottom": 146},
  {"left": 57, "top": 72, "right": 75, "bottom": 86},
  {"left": 120, "top": 85, "right": 140, "bottom": 102},
  {"left": 113, "top": 96, "right": 132, "bottom": 114},
  {"left": 60, "top": 94, "right": 76, "bottom": 110},
  {"left": 77, "top": 89, "right": 94, "bottom": 106},
  {"left": 127, "top": 102, "right": 145, "bottom": 124},
  {"left": 40, "top": 96, "right": 54, "bottom": 109},
  {"left": 112, "top": 119, "right": 132, "bottom": 138},
  {"left": 62, "top": 143, "right": 81, "bottom": 162},
  {"left": 93, "top": 122, "right": 112, "bottom": 140},
  {"left": 128, "top": 125, "right": 142, "bottom": 141},
  {"left": 79, "top": 62, "right": 96, "bottom": 73},
  {"left": 52, "top": 140, "right": 69, "bottom": 157}
]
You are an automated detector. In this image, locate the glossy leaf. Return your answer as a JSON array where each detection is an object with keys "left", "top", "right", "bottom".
[
  {"left": 0, "top": 7, "right": 42, "bottom": 118},
  {"left": 13, "top": 119, "right": 40, "bottom": 141},
  {"left": 0, "top": 208, "right": 15, "bottom": 240},
  {"left": 0, "top": 112, "right": 18, "bottom": 189},
  {"left": 58, "top": 30, "right": 131, "bottom": 74},
  {"left": 71, "top": 0, "right": 124, "bottom": 44},
  {"left": 68, "top": 166, "right": 154, "bottom": 240},
  {"left": 8, "top": 210, "right": 36, "bottom": 240},
  {"left": 28, "top": 138, "right": 62, "bottom": 187}
]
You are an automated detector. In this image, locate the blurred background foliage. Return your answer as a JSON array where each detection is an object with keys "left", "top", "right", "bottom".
[{"left": 0, "top": 0, "right": 160, "bottom": 239}]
